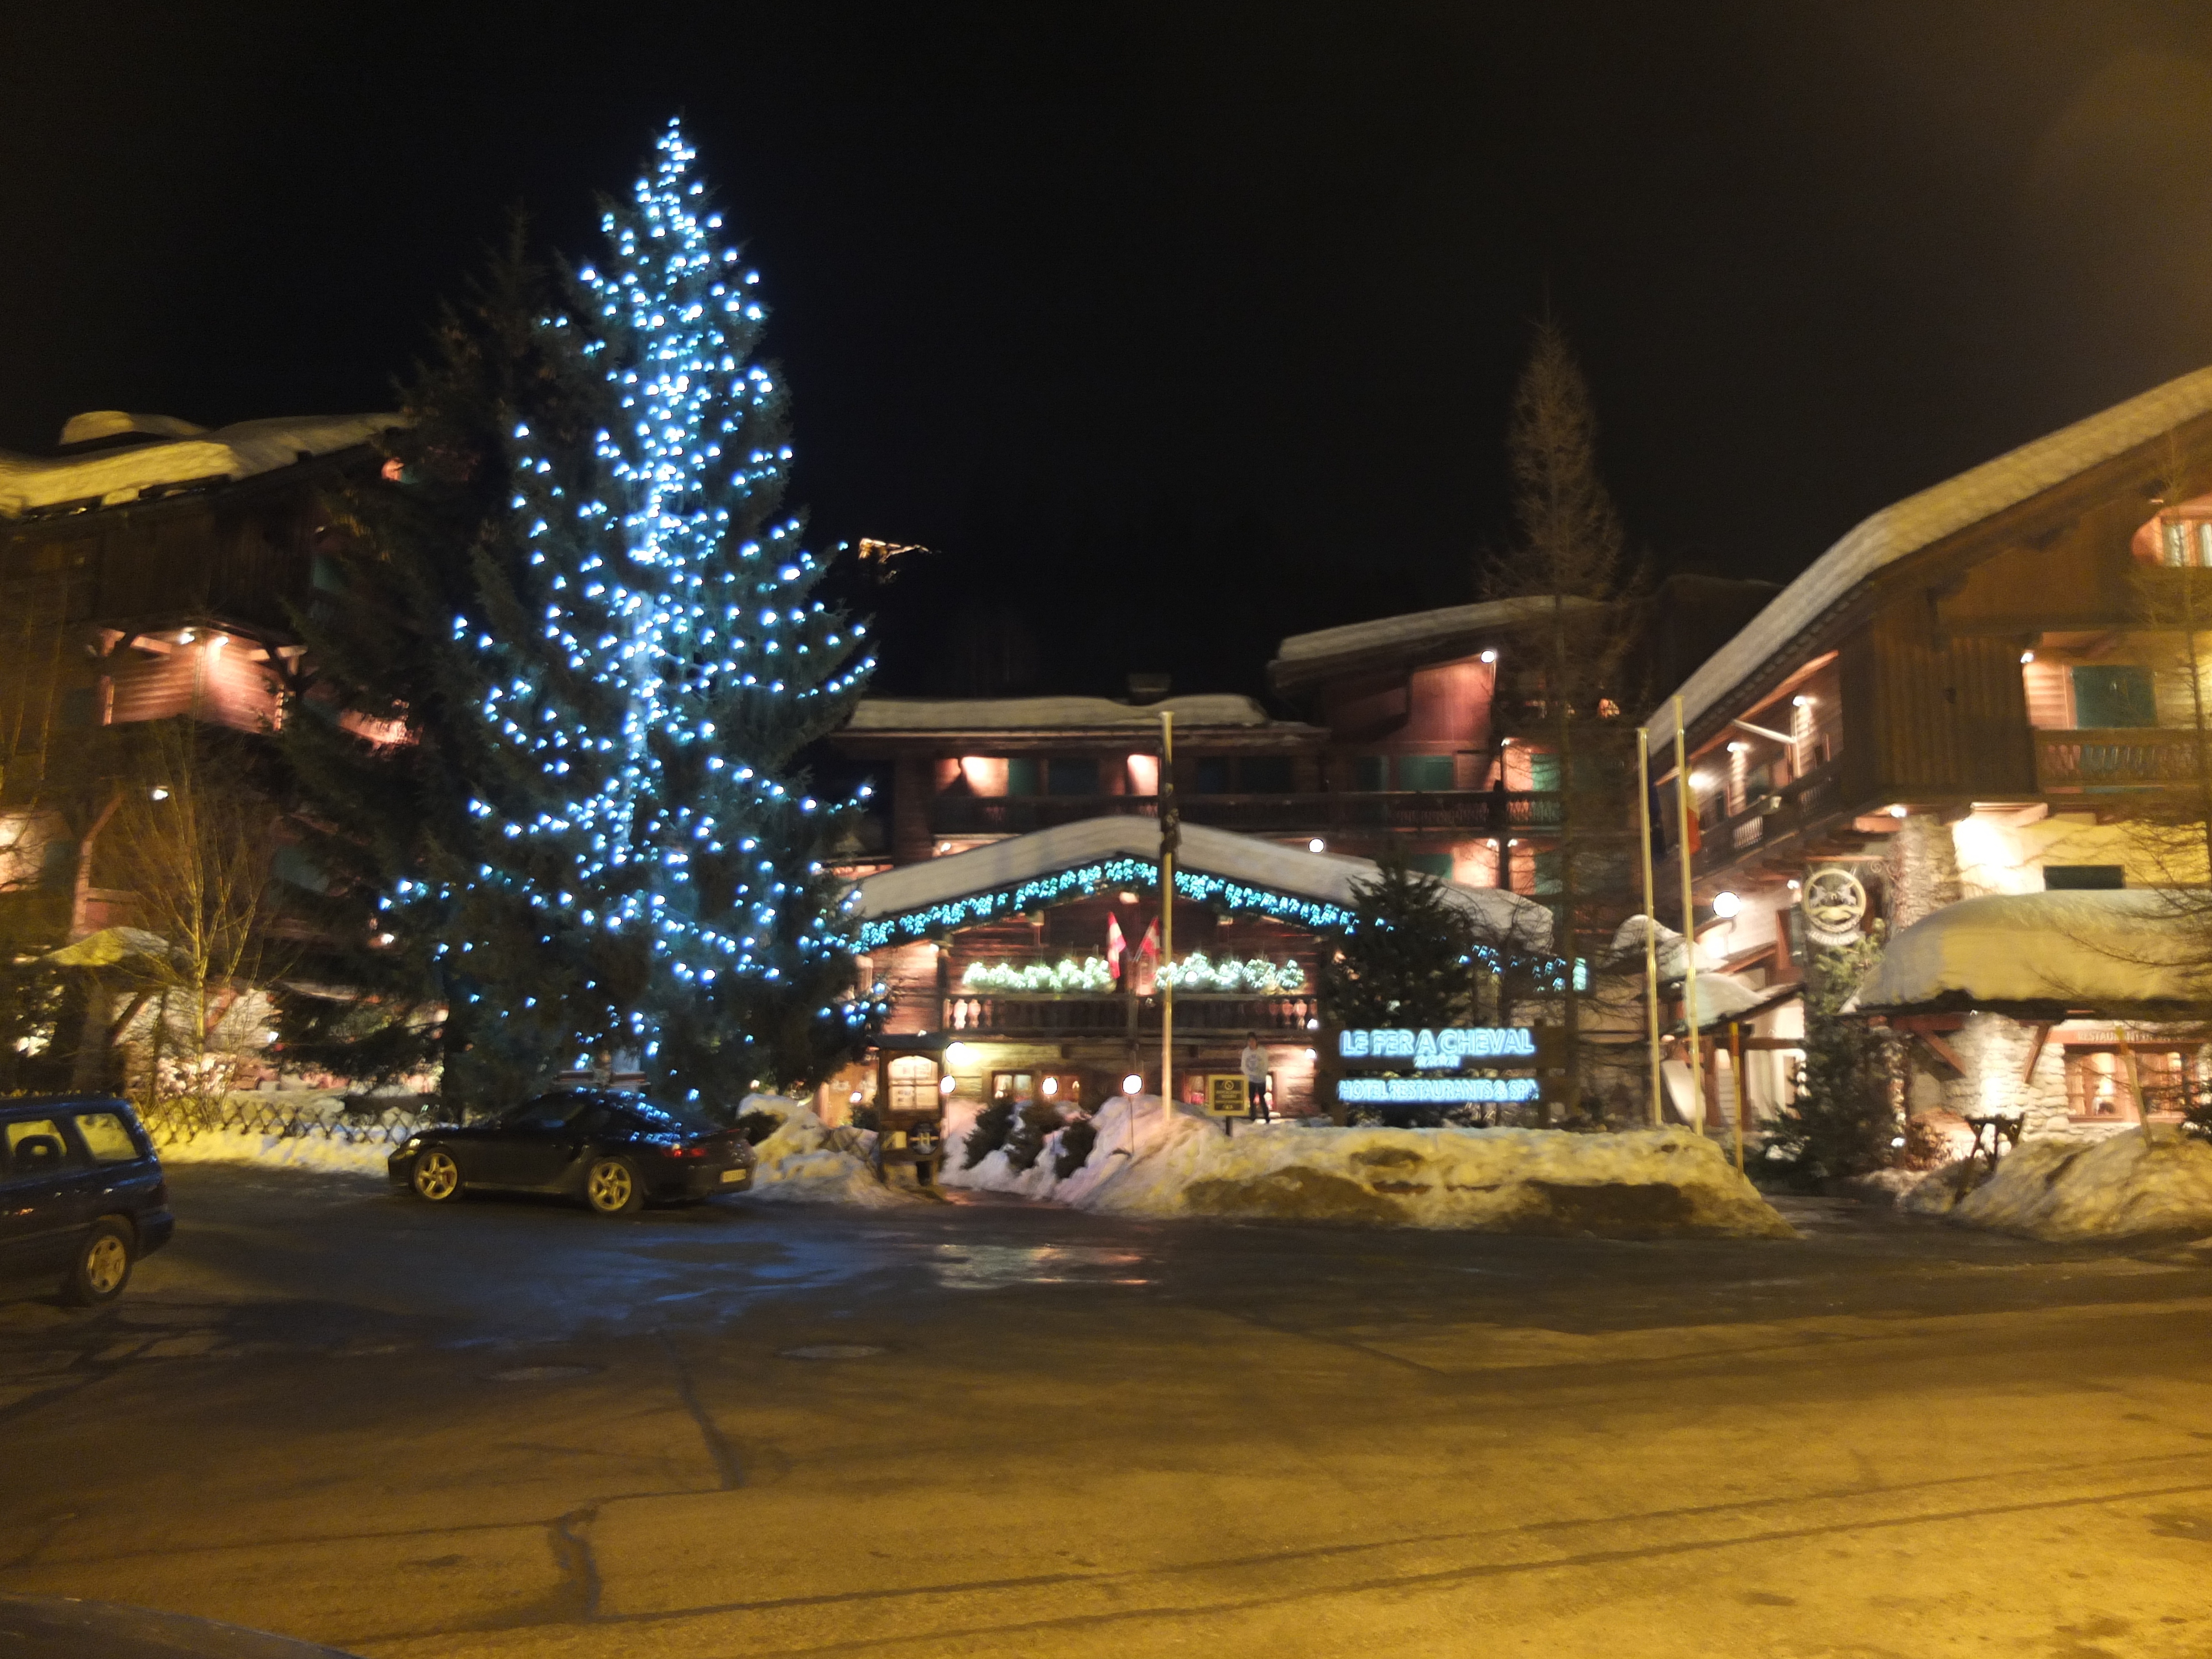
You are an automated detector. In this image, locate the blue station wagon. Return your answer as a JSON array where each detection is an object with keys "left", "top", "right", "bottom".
[{"left": 0, "top": 1095, "right": 174, "bottom": 1305}]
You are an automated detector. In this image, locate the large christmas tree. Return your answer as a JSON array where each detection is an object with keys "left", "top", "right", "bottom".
[{"left": 285, "top": 121, "right": 878, "bottom": 1110}]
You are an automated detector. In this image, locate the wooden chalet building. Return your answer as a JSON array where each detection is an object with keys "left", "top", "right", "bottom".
[
  {"left": 0, "top": 408, "right": 395, "bottom": 1083},
  {"left": 1642, "top": 364, "right": 2212, "bottom": 1140},
  {"left": 822, "top": 599, "right": 1629, "bottom": 1116}
]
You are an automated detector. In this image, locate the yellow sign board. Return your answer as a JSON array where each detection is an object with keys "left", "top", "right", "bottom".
[{"left": 1204, "top": 1074, "right": 1250, "bottom": 1117}]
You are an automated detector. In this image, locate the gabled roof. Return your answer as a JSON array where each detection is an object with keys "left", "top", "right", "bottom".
[
  {"left": 851, "top": 816, "right": 1551, "bottom": 949},
  {"left": 1644, "top": 363, "right": 2212, "bottom": 760},
  {"left": 0, "top": 413, "right": 403, "bottom": 519},
  {"left": 845, "top": 694, "right": 1279, "bottom": 732},
  {"left": 1269, "top": 595, "right": 1596, "bottom": 695}
]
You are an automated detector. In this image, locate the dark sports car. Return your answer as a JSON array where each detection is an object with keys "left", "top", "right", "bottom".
[{"left": 388, "top": 1089, "right": 755, "bottom": 1215}]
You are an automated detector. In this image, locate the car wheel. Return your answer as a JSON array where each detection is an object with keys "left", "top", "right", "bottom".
[
  {"left": 65, "top": 1219, "right": 134, "bottom": 1306},
  {"left": 410, "top": 1147, "right": 464, "bottom": 1203},
  {"left": 583, "top": 1156, "right": 643, "bottom": 1215}
]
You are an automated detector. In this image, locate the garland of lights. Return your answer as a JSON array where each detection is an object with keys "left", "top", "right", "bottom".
[
  {"left": 855, "top": 858, "right": 1359, "bottom": 950},
  {"left": 956, "top": 952, "right": 1308, "bottom": 995}
]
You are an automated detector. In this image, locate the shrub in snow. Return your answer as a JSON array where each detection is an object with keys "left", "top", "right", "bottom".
[
  {"left": 1052, "top": 1117, "right": 1098, "bottom": 1180},
  {"left": 963, "top": 1098, "right": 1015, "bottom": 1168},
  {"left": 948, "top": 1094, "right": 1793, "bottom": 1237},
  {"left": 1004, "top": 1102, "right": 1068, "bottom": 1172}
]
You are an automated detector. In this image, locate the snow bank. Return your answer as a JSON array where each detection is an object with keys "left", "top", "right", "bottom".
[
  {"left": 153, "top": 1125, "right": 389, "bottom": 1176},
  {"left": 1904, "top": 1130, "right": 2212, "bottom": 1240},
  {"left": 739, "top": 1095, "right": 925, "bottom": 1209},
  {"left": 947, "top": 1095, "right": 1793, "bottom": 1237}
]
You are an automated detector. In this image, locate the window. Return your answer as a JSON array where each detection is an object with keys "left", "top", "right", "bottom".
[
  {"left": 503, "top": 1095, "right": 591, "bottom": 1132},
  {"left": 38, "top": 838, "right": 76, "bottom": 890},
  {"left": 886, "top": 1055, "right": 939, "bottom": 1112},
  {"left": 1352, "top": 755, "right": 1389, "bottom": 791},
  {"left": 3, "top": 1118, "right": 77, "bottom": 1175},
  {"left": 1528, "top": 753, "right": 1561, "bottom": 794},
  {"left": 1005, "top": 757, "right": 1040, "bottom": 796},
  {"left": 2065, "top": 1047, "right": 2201, "bottom": 1120},
  {"left": 1533, "top": 849, "right": 1562, "bottom": 895},
  {"left": 2070, "top": 665, "right": 2156, "bottom": 728},
  {"left": 1399, "top": 755, "right": 1456, "bottom": 792},
  {"left": 2043, "top": 865, "right": 2124, "bottom": 891},
  {"left": 1046, "top": 758, "right": 1097, "bottom": 796},
  {"left": 1240, "top": 755, "right": 1294, "bottom": 793},
  {"left": 2159, "top": 519, "right": 2212, "bottom": 568},
  {"left": 73, "top": 1113, "right": 141, "bottom": 1164},
  {"left": 1194, "top": 757, "right": 1234, "bottom": 795},
  {"left": 1406, "top": 852, "right": 1453, "bottom": 879},
  {"left": 57, "top": 686, "right": 101, "bottom": 729},
  {"left": 995, "top": 1071, "right": 1083, "bottom": 1104}
]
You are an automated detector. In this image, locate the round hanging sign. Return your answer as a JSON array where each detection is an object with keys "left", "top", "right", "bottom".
[{"left": 1802, "top": 866, "right": 1868, "bottom": 948}]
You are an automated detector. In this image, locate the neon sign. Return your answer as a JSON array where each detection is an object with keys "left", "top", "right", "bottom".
[
  {"left": 1337, "top": 1077, "right": 1540, "bottom": 1104},
  {"left": 1338, "top": 1027, "right": 1536, "bottom": 1068}
]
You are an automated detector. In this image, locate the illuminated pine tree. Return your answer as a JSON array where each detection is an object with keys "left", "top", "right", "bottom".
[{"left": 460, "top": 118, "right": 878, "bottom": 1104}]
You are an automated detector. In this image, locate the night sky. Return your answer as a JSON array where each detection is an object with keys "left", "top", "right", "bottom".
[{"left": 9, "top": 2, "right": 2212, "bottom": 700}]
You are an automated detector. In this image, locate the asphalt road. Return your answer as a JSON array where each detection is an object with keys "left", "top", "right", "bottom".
[{"left": 5, "top": 1165, "right": 2212, "bottom": 1658}]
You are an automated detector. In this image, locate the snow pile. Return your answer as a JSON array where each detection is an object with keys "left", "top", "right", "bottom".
[
  {"left": 947, "top": 1095, "right": 1793, "bottom": 1237},
  {"left": 1850, "top": 890, "right": 2212, "bottom": 1011},
  {"left": 739, "top": 1095, "right": 924, "bottom": 1208},
  {"left": 153, "top": 1124, "right": 390, "bottom": 1177},
  {"left": 1905, "top": 1129, "right": 2212, "bottom": 1240}
]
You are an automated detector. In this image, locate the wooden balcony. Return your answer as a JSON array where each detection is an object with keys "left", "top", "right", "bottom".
[
  {"left": 929, "top": 790, "right": 1562, "bottom": 839},
  {"left": 2036, "top": 728, "right": 2212, "bottom": 791},
  {"left": 1678, "top": 759, "right": 1845, "bottom": 880},
  {"left": 942, "top": 993, "right": 1319, "bottom": 1038}
]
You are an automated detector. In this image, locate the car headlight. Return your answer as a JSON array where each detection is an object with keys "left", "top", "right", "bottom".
[{"left": 397, "top": 1137, "right": 423, "bottom": 1154}]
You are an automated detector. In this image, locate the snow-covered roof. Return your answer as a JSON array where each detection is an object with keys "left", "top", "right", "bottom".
[
  {"left": 853, "top": 816, "right": 1551, "bottom": 947},
  {"left": 0, "top": 413, "right": 403, "bottom": 519},
  {"left": 846, "top": 694, "right": 1280, "bottom": 732},
  {"left": 1850, "top": 890, "right": 2212, "bottom": 1013},
  {"left": 1270, "top": 596, "right": 1595, "bottom": 691},
  {"left": 1644, "top": 363, "right": 2212, "bottom": 760}
]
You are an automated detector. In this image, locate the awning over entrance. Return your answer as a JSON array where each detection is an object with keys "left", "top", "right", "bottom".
[
  {"left": 851, "top": 817, "right": 1551, "bottom": 951},
  {"left": 1848, "top": 890, "right": 2212, "bottom": 1016}
]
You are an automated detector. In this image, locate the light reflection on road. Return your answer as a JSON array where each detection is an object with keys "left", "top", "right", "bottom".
[{"left": 926, "top": 1243, "right": 1150, "bottom": 1290}]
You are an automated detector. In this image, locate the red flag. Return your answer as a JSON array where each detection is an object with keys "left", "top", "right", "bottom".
[
  {"left": 1139, "top": 917, "right": 1161, "bottom": 960},
  {"left": 1107, "top": 914, "right": 1127, "bottom": 981}
]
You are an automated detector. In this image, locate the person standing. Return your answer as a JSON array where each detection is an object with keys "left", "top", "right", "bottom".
[{"left": 1240, "top": 1034, "right": 1272, "bottom": 1121}]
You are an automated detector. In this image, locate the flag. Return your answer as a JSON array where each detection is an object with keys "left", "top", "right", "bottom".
[
  {"left": 1107, "top": 913, "right": 1126, "bottom": 982},
  {"left": 1139, "top": 917, "right": 1161, "bottom": 961}
]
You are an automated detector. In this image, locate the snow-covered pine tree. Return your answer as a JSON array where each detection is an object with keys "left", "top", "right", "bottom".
[{"left": 508, "top": 118, "right": 878, "bottom": 1105}]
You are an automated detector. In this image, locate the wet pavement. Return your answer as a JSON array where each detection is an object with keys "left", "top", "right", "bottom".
[{"left": 5, "top": 1166, "right": 2212, "bottom": 1657}]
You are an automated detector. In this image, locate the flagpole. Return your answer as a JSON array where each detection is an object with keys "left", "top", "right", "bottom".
[
  {"left": 1672, "top": 697, "right": 1704, "bottom": 1127},
  {"left": 1637, "top": 726, "right": 1661, "bottom": 1128},
  {"left": 1159, "top": 709, "right": 1176, "bottom": 1143}
]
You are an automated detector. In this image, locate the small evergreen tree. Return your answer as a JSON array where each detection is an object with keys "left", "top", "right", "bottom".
[
  {"left": 1766, "top": 931, "right": 1897, "bottom": 1180},
  {"left": 1316, "top": 849, "right": 1479, "bottom": 1029}
]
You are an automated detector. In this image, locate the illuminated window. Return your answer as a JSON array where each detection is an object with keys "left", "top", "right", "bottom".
[{"left": 2064, "top": 1046, "right": 2200, "bottom": 1120}]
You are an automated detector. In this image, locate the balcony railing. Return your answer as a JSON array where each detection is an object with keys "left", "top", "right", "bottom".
[
  {"left": 2037, "top": 729, "right": 2212, "bottom": 791},
  {"left": 928, "top": 790, "right": 1562, "bottom": 838},
  {"left": 1677, "top": 759, "right": 1844, "bottom": 880},
  {"left": 943, "top": 993, "right": 1318, "bottom": 1037}
]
